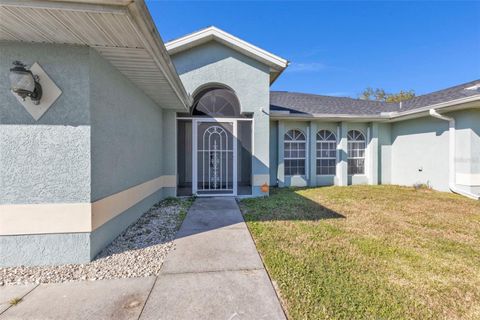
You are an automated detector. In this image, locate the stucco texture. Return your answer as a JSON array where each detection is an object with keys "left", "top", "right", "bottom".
[
  {"left": 391, "top": 116, "right": 450, "bottom": 191},
  {"left": 1, "top": 43, "right": 174, "bottom": 266},
  {"left": 0, "top": 42, "right": 91, "bottom": 204},
  {"left": 89, "top": 49, "right": 166, "bottom": 202},
  {"left": 391, "top": 109, "right": 480, "bottom": 192},
  {"left": 0, "top": 233, "right": 91, "bottom": 266}
]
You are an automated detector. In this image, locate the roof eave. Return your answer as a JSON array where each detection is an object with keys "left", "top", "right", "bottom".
[
  {"left": 0, "top": 0, "right": 192, "bottom": 111},
  {"left": 126, "top": 0, "right": 192, "bottom": 110}
]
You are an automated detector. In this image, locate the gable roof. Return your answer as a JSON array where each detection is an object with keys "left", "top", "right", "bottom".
[
  {"left": 0, "top": 0, "right": 191, "bottom": 111},
  {"left": 165, "top": 26, "right": 288, "bottom": 84},
  {"left": 270, "top": 79, "right": 480, "bottom": 120}
]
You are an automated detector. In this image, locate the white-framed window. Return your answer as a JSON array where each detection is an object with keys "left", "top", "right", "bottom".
[
  {"left": 316, "top": 130, "right": 336, "bottom": 175},
  {"left": 284, "top": 129, "right": 306, "bottom": 176},
  {"left": 347, "top": 130, "right": 366, "bottom": 175}
]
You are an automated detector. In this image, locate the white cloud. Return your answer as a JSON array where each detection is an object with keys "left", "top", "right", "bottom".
[{"left": 320, "top": 92, "right": 351, "bottom": 97}]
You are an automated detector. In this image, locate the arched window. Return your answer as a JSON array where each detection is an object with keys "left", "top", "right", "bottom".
[
  {"left": 284, "top": 129, "right": 306, "bottom": 176},
  {"left": 347, "top": 130, "right": 366, "bottom": 175},
  {"left": 192, "top": 87, "right": 240, "bottom": 117},
  {"left": 316, "top": 130, "right": 336, "bottom": 175}
]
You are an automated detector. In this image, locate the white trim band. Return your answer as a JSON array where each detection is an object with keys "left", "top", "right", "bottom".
[{"left": 0, "top": 175, "right": 176, "bottom": 236}]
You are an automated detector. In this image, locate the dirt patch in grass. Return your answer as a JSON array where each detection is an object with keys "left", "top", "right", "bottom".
[{"left": 241, "top": 185, "right": 480, "bottom": 320}]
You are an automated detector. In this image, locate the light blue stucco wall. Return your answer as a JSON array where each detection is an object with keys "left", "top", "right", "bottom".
[
  {"left": 89, "top": 49, "right": 165, "bottom": 201},
  {"left": 269, "top": 121, "right": 278, "bottom": 186},
  {"left": 391, "top": 109, "right": 480, "bottom": 193},
  {"left": 0, "top": 43, "right": 173, "bottom": 266},
  {"left": 391, "top": 116, "right": 449, "bottom": 191},
  {"left": 454, "top": 109, "right": 480, "bottom": 194},
  {"left": 162, "top": 110, "right": 177, "bottom": 198},
  {"left": 88, "top": 49, "right": 171, "bottom": 258},
  {"left": 378, "top": 123, "right": 392, "bottom": 184},
  {"left": 0, "top": 42, "right": 91, "bottom": 205},
  {"left": 0, "top": 42, "right": 92, "bottom": 266},
  {"left": 170, "top": 41, "right": 271, "bottom": 196}
]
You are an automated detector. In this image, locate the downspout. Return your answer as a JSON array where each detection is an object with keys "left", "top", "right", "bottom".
[{"left": 429, "top": 109, "right": 479, "bottom": 200}]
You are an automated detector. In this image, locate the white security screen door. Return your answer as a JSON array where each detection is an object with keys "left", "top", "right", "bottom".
[{"left": 193, "top": 119, "right": 237, "bottom": 196}]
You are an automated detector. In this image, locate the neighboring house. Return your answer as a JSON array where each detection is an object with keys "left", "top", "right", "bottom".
[{"left": 0, "top": 1, "right": 478, "bottom": 267}]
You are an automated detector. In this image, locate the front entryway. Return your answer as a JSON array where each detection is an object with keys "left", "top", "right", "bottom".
[
  {"left": 194, "top": 120, "right": 236, "bottom": 196},
  {"left": 176, "top": 85, "right": 253, "bottom": 197}
]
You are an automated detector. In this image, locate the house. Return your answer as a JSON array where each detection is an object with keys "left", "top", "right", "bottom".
[{"left": 0, "top": 0, "right": 478, "bottom": 267}]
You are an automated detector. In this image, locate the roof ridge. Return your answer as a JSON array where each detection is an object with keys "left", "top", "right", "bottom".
[{"left": 270, "top": 90, "right": 397, "bottom": 106}]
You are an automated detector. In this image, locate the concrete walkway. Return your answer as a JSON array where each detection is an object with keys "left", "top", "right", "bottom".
[{"left": 0, "top": 197, "right": 286, "bottom": 320}]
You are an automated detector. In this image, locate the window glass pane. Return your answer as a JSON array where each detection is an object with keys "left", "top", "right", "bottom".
[
  {"left": 347, "top": 130, "right": 366, "bottom": 175},
  {"left": 284, "top": 130, "right": 306, "bottom": 176},
  {"left": 316, "top": 131, "right": 336, "bottom": 175}
]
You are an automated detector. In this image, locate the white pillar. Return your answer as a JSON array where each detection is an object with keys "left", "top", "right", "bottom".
[{"left": 336, "top": 122, "right": 348, "bottom": 186}]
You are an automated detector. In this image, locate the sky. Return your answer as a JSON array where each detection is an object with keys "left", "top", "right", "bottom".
[{"left": 147, "top": 1, "right": 480, "bottom": 98}]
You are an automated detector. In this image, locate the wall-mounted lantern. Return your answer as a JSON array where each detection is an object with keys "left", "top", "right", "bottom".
[{"left": 9, "top": 61, "right": 43, "bottom": 105}]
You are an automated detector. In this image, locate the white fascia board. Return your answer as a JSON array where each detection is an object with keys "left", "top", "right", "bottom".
[
  {"left": 0, "top": 0, "right": 127, "bottom": 13},
  {"left": 389, "top": 95, "right": 480, "bottom": 122},
  {"left": 165, "top": 26, "right": 288, "bottom": 70},
  {"left": 270, "top": 112, "right": 389, "bottom": 122}
]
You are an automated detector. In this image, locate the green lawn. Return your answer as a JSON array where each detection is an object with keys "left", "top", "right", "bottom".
[{"left": 240, "top": 185, "right": 480, "bottom": 320}]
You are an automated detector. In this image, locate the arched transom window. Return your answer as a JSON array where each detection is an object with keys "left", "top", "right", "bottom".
[
  {"left": 347, "top": 130, "right": 366, "bottom": 175},
  {"left": 316, "top": 130, "right": 336, "bottom": 175},
  {"left": 284, "top": 129, "right": 306, "bottom": 176},
  {"left": 192, "top": 87, "right": 241, "bottom": 117}
]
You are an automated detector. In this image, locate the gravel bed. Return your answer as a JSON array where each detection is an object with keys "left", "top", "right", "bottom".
[{"left": 1, "top": 198, "right": 192, "bottom": 286}]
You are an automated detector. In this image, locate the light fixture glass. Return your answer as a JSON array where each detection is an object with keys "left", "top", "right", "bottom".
[
  {"left": 9, "top": 70, "right": 35, "bottom": 92},
  {"left": 9, "top": 61, "right": 42, "bottom": 105}
]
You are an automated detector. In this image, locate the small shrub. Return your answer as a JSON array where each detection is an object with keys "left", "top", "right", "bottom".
[{"left": 413, "top": 182, "right": 432, "bottom": 190}]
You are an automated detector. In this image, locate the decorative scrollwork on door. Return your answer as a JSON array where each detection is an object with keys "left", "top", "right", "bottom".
[{"left": 198, "top": 125, "right": 233, "bottom": 192}]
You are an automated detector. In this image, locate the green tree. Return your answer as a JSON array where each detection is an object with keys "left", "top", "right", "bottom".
[{"left": 359, "top": 88, "right": 415, "bottom": 103}]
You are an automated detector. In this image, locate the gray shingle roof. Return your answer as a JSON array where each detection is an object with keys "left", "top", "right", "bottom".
[
  {"left": 400, "top": 79, "right": 480, "bottom": 111},
  {"left": 270, "top": 79, "right": 480, "bottom": 116}
]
